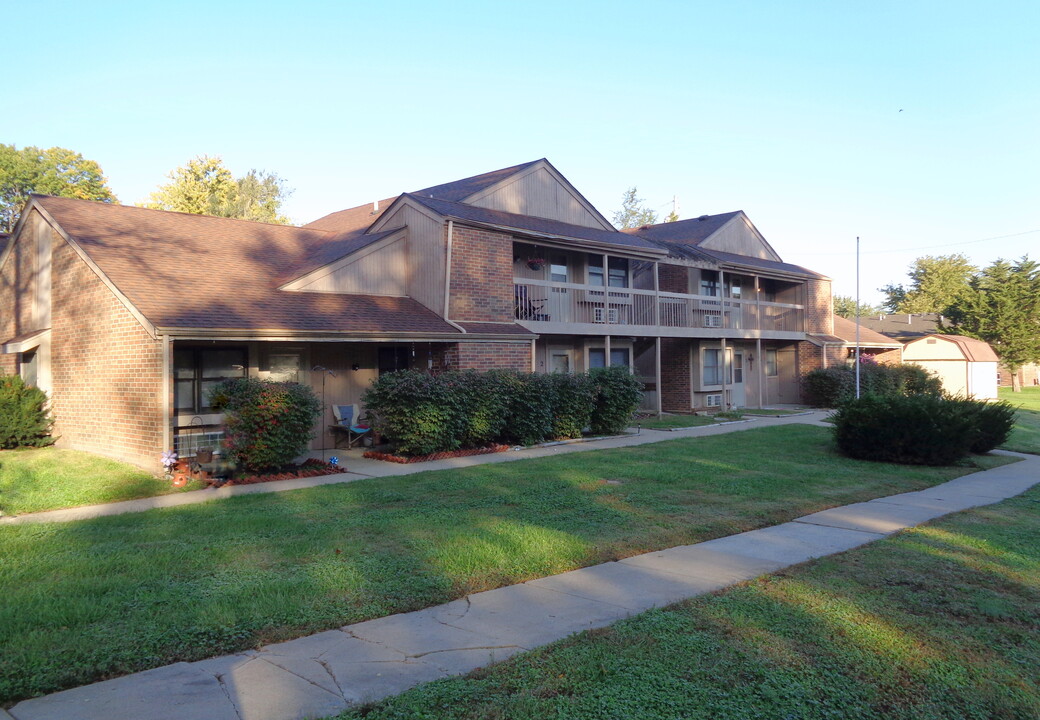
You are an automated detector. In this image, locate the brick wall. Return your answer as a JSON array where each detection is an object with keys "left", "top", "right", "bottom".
[
  {"left": 660, "top": 338, "right": 691, "bottom": 411},
  {"left": 804, "top": 278, "right": 833, "bottom": 334},
  {"left": 50, "top": 233, "right": 165, "bottom": 468},
  {"left": 658, "top": 263, "right": 688, "bottom": 293},
  {"left": 449, "top": 225, "right": 515, "bottom": 322},
  {"left": 438, "top": 341, "right": 531, "bottom": 372},
  {"left": 871, "top": 348, "right": 903, "bottom": 365}
]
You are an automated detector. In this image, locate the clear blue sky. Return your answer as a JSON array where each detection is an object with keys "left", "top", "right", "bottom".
[{"left": 6, "top": 1, "right": 1038, "bottom": 305}]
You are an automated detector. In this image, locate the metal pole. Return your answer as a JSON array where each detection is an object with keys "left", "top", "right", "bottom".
[{"left": 855, "top": 236, "right": 861, "bottom": 399}]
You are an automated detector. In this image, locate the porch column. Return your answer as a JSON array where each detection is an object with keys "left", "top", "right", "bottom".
[
  {"left": 653, "top": 261, "right": 660, "bottom": 325},
  {"left": 655, "top": 337, "right": 663, "bottom": 415},
  {"left": 605, "top": 335, "right": 611, "bottom": 367},
  {"left": 756, "top": 337, "right": 763, "bottom": 408},
  {"left": 754, "top": 275, "right": 761, "bottom": 332},
  {"left": 530, "top": 339, "right": 536, "bottom": 372},
  {"left": 721, "top": 337, "right": 728, "bottom": 408}
]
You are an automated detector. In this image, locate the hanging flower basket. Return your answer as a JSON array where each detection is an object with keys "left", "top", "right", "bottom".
[{"left": 527, "top": 258, "right": 547, "bottom": 270}]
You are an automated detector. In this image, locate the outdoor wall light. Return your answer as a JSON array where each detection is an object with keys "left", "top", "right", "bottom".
[{"left": 351, "top": 363, "right": 361, "bottom": 372}]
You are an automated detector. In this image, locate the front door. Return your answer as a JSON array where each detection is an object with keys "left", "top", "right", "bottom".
[
  {"left": 730, "top": 350, "right": 746, "bottom": 407},
  {"left": 548, "top": 346, "right": 573, "bottom": 374}
]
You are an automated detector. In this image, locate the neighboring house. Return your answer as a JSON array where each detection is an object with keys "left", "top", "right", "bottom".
[
  {"left": 902, "top": 335, "right": 999, "bottom": 400},
  {"left": 998, "top": 362, "right": 1040, "bottom": 388},
  {"left": 807, "top": 315, "right": 904, "bottom": 366},
  {"left": 0, "top": 159, "right": 835, "bottom": 468}
]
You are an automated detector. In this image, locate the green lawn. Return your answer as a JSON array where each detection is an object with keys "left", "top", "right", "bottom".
[
  {"left": 999, "top": 386, "right": 1040, "bottom": 454},
  {"left": 0, "top": 426, "right": 1014, "bottom": 704},
  {"left": 338, "top": 485, "right": 1040, "bottom": 720},
  {"left": 0, "top": 448, "right": 205, "bottom": 516}
]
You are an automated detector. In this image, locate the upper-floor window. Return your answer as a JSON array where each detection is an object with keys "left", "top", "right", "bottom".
[
  {"left": 588, "top": 256, "right": 630, "bottom": 288},
  {"left": 175, "top": 347, "right": 247, "bottom": 414},
  {"left": 700, "top": 271, "right": 720, "bottom": 297},
  {"left": 550, "top": 254, "right": 568, "bottom": 283}
]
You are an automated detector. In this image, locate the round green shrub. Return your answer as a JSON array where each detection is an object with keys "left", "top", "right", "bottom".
[
  {"left": 953, "top": 399, "right": 1016, "bottom": 453},
  {"left": 361, "top": 370, "right": 460, "bottom": 456},
  {"left": 209, "top": 378, "right": 322, "bottom": 472},
  {"left": 0, "top": 373, "right": 54, "bottom": 449},
  {"left": 498, "top": 371, "right": 558, "bottom": 446},
  {"left": 832, "top": 394, "right": 978, "bottom": 465}
]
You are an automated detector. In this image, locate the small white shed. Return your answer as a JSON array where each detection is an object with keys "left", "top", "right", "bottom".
[{"left": 902, "top": 334, "right": 999, "bottom": 400}]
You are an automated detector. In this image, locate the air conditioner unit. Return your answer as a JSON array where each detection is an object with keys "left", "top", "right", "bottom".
[
  {"left": 705, "top": 394, "right": 723, "bottom": 408},
  {"left": 703, "top": 314, "right": 722, "bottom": 328},
  {"left": 593, "top": 307, "right": 620, "bottom": 324}
]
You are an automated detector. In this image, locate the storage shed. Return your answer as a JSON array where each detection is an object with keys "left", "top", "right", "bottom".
[{"left": 902, "top": 335, "right": 999, "bottom": 400}]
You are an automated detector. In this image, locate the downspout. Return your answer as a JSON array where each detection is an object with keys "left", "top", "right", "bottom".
[{"left": 441, "top": 220, "right": 467, "bottom": 334}]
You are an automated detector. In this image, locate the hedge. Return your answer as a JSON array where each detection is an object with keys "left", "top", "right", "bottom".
[
  {"left": 802, "top": 360, "right": 942, "bottom": 407},
  {"left": 362, "top": 368, "right": 643, "bottom": 456}
]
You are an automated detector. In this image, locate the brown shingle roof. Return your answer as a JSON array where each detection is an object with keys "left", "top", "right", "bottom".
[
  {"left": 858, "top": 313, "right": 941, "bottom": 341},
  {"left": 414, "top": 160, "right": 542, "bottom": 202},
  {"left": 406, "top": 194, "right": 664, "bottom": 253},
  {"left": 831, "top": 315, "right": 904, "bottom": 346},
  {"left": 908, "top": 334, "right": 1000, "bottom": 362},
  {"left": 34, "top": 195, "right": 461, "bottom": 335},
  {"left": 626, "top": 211, "right": 743, "bottom": 245},
  {"left": 303, "top": 196, "right": 397, "bottom": 233}
]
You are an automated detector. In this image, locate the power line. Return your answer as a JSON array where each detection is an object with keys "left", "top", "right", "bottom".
[{"left": 804, "top": 228, "right": 1040, "bottom": 256}]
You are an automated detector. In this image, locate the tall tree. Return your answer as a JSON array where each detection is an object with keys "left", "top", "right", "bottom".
[
  {"left": 613, "top": 187, "right": 658, "bottom": 229},
  {"left": 833, "top": 295, "right": 882, "bottom": 319},
  {"left": 944, "top": 256, "right": 1040, "bottom": 391},
  {"left": 145, "top": 156, "right": 292, "bottom": 224},
  {"left": 0, "top": 145, "right": 117, "bottom": 232},
  {"left": 880, "top": 254, "right": 976, "bottom": 313}
]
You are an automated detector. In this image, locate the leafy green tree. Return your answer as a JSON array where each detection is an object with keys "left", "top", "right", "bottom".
[
  {"left": 880, "top": 254, "right": 976, "bottom": 313},
  {"left": 833, "top": 295, "right": 882, "bottom": 318},
  {"left": 145, "top": 155, "right": 292, "bottom": 224},
  {"left": 0, "top": 145, "right": 117, "bottom": 231},
  {"left": 613, "top": 187, "right": 658, "bottom": 229},
  {"left": 944, "top": 256, "right": 1040, "bottom": 391}
]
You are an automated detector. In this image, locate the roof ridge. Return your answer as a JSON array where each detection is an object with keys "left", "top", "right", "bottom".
[{"left": 31, "top": 194, "right": 329, "bottom": 234}]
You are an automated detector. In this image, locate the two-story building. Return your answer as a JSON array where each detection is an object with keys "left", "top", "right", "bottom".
[{"left": 1, "top": 159, "right": 835, "bottom": 468}]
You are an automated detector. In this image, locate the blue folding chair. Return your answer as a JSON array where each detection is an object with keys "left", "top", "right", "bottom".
[{"left": 331, "top": 404, "right": 371, "bottom": 449}]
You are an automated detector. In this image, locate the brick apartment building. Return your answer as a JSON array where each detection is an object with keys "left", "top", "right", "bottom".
[{"left": 1, "top": 159, "right": 837, "bottom": 468}]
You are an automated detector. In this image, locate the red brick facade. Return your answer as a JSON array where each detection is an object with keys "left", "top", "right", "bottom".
[
  {"left": 449, "top": 225, "right": 515, "bottom": 322},
  {"left": 797, "top": 341, "right": 844, "bottom": 378},
  {"left": 660, "top": 338, "right": 692, "bottom": 411},
  {"left": 804, "top": 278, "right": 832, "bottom": 335},
  {"left": 438, "top": 341, "right": 531, "bottom": 372},
  {"left": 658, "top": 263, "right": 687, "bottom": 293},
  {"left": 49, "top": 233, "right": 165, "bottom": 468}
]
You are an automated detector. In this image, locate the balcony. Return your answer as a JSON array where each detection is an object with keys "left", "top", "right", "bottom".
[{"left": 514, "top": 280, "right": 804, "bottom": 335}]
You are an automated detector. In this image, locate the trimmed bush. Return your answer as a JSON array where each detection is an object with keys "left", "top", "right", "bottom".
[
  {"left": 362, "top": 368, "right": 642, "bottom": 456},
  {"left": 209, "top": 378, "right": 322, "bottom": 472},
  {"left": 803, "top": 362, "right": 942, "bottom": 407},
  {"left": 0, "top": 374, "right": 54, "bottom": 449},
  {"left": 589, "top": 366, "right": 645, "bottom": 435},
  {"left": 956, "top": 399, "right": 1016, "bottom": 453},
  {"left": 832, "top": 394, "right": 978, "bottom": 465}
]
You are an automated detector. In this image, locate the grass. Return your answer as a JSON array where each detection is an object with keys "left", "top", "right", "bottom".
[
  {"left": 336, "top": 485, "right": 1040, "bottom": 720},
  {"left": 0, "top": 448, "right": 205, "bottom": 516},
  {"left": 0, "top": 426, "right": 1015, "bottom": 704},
  {"left": 999, "top": 386, "right": 1040, "bottom": 454}
]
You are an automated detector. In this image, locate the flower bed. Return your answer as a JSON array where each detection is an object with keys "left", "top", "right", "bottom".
[
  {"left": 363, "top": 444, "right": 511, "bottom": 464},
  {"left": 223, "top": 464, "right": 344, "bottom": 485}
]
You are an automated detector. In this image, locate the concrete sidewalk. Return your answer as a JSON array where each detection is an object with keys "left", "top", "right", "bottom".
[
  {"left": 6, "top": 448, "right": 1036, "bottom": 720},
  {"left": 0, "top": 412, "right": 830, "bottom": 526}
]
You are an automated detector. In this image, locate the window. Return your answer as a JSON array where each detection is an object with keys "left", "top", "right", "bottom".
[
  {"left": 588, "top": 348, "right": 631, "bottom": 369},
  {"left": 550, "top": 254, "right": 568, "bottom": 283},
  {"left": 588, "top": 256, "right": 605, "bottom": 286},
  {"left": 733, "top": 352, "right": 744, "bottom": 384},
  {"left": 174, "top": 347, "right": 247, "bottom": 414},
  {"left": 765, "top": 349, "right": 778, "bottom": 377},
  {"left": 19, "top": 349, "right": 38, "bottom": 388},
  {"left": 608, "top": 257, "right": 629, "bottom": 288},
  {"left": 700, "top": 272, "right": 719, "bottom": 297},
  {"left": 703, "top": 349, "right": 722, "bottom": 385},
  {"left": 728, "top": 278, "right": 742, "bottom": 299},
  {"left": 378, "top": 346, "right": 411, "bottom": 375},
  {"left": 266, "top": 353, "right": 300, "bottom": 383}
]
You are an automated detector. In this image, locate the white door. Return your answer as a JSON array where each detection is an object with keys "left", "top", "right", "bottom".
[{"left": 730, "top": 350, "right": 746, "bottom": 407}]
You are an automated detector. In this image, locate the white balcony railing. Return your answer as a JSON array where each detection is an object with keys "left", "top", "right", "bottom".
[{"left": 514, "top": 280, "right": 804, "bottom": 333}]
